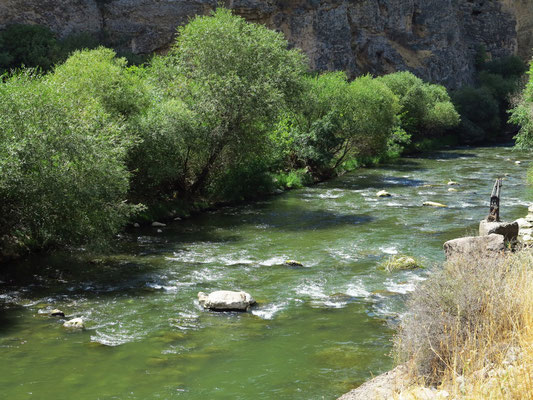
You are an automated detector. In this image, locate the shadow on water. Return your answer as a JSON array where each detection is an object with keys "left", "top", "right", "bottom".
[
  {"left": 324, "top": 173, "right": 426, "bottom": 190},
  {"left": 419, "top": 151, "right": 477, "bottom": 160},
  {"left": 0, "top": 305, "right": 22, "bottom": 335}
]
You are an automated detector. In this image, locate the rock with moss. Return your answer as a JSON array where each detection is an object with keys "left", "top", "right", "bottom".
[
  {"left": 285, "top": 260, "right": 304, "bottom": 267},
  {"left": 380, "top": 255, "right": 422, "bottom": 272}
]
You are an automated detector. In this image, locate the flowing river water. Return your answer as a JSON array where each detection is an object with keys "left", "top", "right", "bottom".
[{"left": 0, "top": 146, "right": 531, "bottom": 400}]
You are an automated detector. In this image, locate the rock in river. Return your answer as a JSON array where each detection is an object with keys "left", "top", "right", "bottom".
[
  {"left": 50, "top": 309, "right": 65, "bottom": 318},
  {"left": 285, "top": 260, "right": 304, "bottom": 267},
  {"left": 63, "top": 318, "right": 84, "bottom": 329},
  {"left": 376, "top": 190, "right": 391, "bottom": 198},
  {"left": 152, "top": 221, "right": 166, "bottom": 227},
  {"left": 423, "top": 201, "right": 447, "bottom": 208},
  {"left": 198, "top": 291, "right": 256, "bottom": 311}
]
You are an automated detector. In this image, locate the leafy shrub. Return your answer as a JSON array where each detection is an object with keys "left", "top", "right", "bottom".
[
  {"left": 0, "top": 24, "right": 59, "bottom": 73},
  {"left": 510, "top": 62, "right": 533, "bottom": 149},
  {"left": 48, "top": 47, "right": 149, "bottom": 118},
  {"left": 274, "top": 169, "right": 313, "bottom": 189},
  {"left": 378, "top": 71, "right": 459, "bottom": 139},
  {"left": 0, "top": 71, "right": 135, "bottom": 249},
  {"left": 453, "top": 86, "right": 500, "bottom": 143},
  {"left": 287, "top": 72, "right": 400, "bottom": 178}
]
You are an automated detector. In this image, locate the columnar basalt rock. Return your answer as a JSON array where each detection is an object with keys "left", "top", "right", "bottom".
[{"left": 0, "top": 0, "right": 529, "bottom": 88}]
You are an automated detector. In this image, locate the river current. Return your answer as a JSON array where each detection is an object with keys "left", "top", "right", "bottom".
[{"left": 0, "top": 146, "right": 530, "bottom": 399}]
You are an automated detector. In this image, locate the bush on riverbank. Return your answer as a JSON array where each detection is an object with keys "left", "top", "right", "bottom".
[
  {"left": 454, "top": 49, "right": 527, "bottom": 144},
  {"left": 377, "top": 71, "right": 460, "bottom": 142},
  {"left": 510, "top": 59, "right": 533, "bottom": 151},
  {"left": 395, "top": 251, "right": 533, "bottom": 397},
  {"left": 0, "top": 69, "right": 135, "bottom": 250},
  {"left": 0, "top": 8, "right": 461, "bottom": 256}
]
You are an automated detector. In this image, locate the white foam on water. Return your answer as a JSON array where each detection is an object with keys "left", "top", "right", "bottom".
[
  {"left": 327, "top": 247, "right": 358, "bottom": 261},
  {"left": 91, "top": 330, "right": 141, "bottom": 347},
  {"left": 295, "top": 280, "right": 327, "bottom": 300},
  {"left": 345, "top": 281, "right": 371, "bottom": 298},
  {"left": 385, "top": 202, "right": 402, "bottom": 207},
  {"left": 384, "top": 279, "right": 417, "bottom": 294},
  {"left": 321, "top": 299, "right": 348, "bottom": 308},
  {"left": 188, "top": 268, "right": 225, "bottom": 282},
  {"left": 251, "top": 301, "right": 288, "bottom": 320},
  {"left": 259, "top": 256, "right": 287, "bottom": 266},
  {"left": 379, "top": 246, "right": 398, "bottom": 255},
  {"left": 317, "top": 190, "right": 344, "bottom": 199}
]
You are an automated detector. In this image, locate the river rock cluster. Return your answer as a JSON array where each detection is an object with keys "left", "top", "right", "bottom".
[{"left": 514, "top": 204, "right": 533, "bottom": 244}]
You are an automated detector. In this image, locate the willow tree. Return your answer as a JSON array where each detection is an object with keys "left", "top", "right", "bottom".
[{"left": 146, "top": 8, "right": 307, "bottom": 197}]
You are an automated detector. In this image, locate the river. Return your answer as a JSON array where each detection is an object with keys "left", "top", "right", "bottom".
[{"left": 0, "top": 146, "right": 530, "bottom": 399}]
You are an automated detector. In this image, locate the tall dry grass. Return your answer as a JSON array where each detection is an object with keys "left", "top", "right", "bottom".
[{"left": 395, "top": 250, "right": 533, "bottom": 399}]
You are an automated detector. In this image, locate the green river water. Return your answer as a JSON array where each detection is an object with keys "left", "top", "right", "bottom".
[{"left": 0, "top": 146, "right": 531, "bottom": 400}]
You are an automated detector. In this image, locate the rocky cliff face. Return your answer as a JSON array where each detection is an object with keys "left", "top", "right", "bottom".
[{"left": 0, "top": 0, "right": 531, "bottom": 88}]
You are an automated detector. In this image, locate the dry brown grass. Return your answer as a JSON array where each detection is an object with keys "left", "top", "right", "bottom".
[{"left": 394, "top": 250, "right": 533, "bottom": 399}]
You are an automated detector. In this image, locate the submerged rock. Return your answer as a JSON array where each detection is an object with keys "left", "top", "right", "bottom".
[
  {"left": 198, "top": 290, "right": 256, "bottom": 311},
  {"left": 285, "top": 260, "right": 304, "bottom": 267},
  {"left": 423, "top": 201, "right": 447, "bottom": 208},
  {"left": 63, "top": 317, "right": 84, "bottom": 329},
  {"left": 479, "top": 220, "right": 519, "bottom": 242},
  {"left": 443, "top": 234, "right": 505, "bottom": 260},
  {"left": 133, "top": 222, "right": 140, "bottom": 228},
  {"left": 448, "top": 187, "right": 458, "bottom": 192},
  {"left": 50, "top": 309, "right": 65, "bottom": 318},
  {"left": 376, "top": 190, "right": 391, "bottom": 198},
  {"left": 151, "top": 221, "right": 166, "bottom": 227},
  {"left": 380, "top": 255, "right": 422, "bottom": 272}
]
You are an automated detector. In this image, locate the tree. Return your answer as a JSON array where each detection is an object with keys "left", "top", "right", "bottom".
[{"left": 147, "top": 8, "right": 307, "bottom": 197}]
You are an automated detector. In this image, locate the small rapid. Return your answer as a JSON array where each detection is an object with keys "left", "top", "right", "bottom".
[{"left": 0, "top": 146, "right": 530, "bottom": 399}]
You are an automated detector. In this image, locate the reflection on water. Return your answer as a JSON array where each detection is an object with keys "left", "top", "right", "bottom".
[{"left": 0, "top": 146, "right": 531, "bottom": 399}]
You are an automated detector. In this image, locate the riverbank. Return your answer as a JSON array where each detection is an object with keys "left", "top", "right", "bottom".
[{"left": 339, "top": 207, "right": 533, "bottom": 399}]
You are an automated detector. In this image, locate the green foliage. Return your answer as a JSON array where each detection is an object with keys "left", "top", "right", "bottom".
[
  {"left": 48, "top": 48, "right": 149, "bottom": 118},
  {"left": 287, "top": 72, "right": 400, "bottom": 178},
  {"left": 147, "top": 8, "right": 307, "bottom": 197},
  {"left": 274, "top": 169, "right": 313, "bottom": 189},
  {"left": 0, "top": 25, "right": 59, "bottom": 73},
  {"left": 510, "top": 62, "right": 533, "bottom": 149},
  {"left": 458, "top": 51, "right": 527, "bottom": 144},
  {"left": 453, "top": 86, "right": 500, "bottom": 143},
  {"left": 378, "top": 71, "right": 459, "bottom": 139},
  {"left": 0, "top": 71, "right": 135, "bottom": 249}
]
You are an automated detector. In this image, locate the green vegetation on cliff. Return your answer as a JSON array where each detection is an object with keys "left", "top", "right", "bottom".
[{"left": 0, "top": 8, "right": 459, "bottom": 257}]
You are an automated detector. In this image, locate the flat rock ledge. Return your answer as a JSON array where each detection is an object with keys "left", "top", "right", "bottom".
[
  {"left": 443, "top": 234, "right": 505, "bottom": 260},
  {"left": 337, "top": 364, "right": 410, "bottom": 400},
  {"left": 198, "top": 290, "right": 256, "bottom": 311}
]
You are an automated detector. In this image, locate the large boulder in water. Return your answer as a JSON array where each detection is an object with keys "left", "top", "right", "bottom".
[
  {"left": 479, "top": 220, "right": 519, "bottom": 242},
  {"left": 198, "top": 290, "right": 256, "bottom": 311},
  {"left": 443, "top": 234, "right": 505, "bottom": 260}
]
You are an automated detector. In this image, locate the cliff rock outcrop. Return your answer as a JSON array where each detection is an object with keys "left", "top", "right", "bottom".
[{"left": 0, "top": 0, "right": 531, "bottom": 87}]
